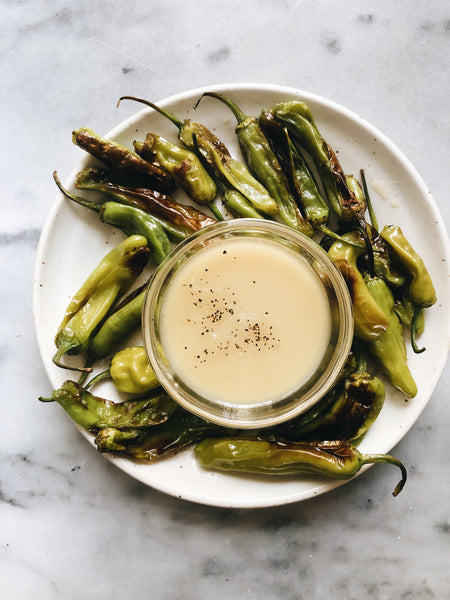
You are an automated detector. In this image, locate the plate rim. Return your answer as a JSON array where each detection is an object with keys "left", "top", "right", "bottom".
[{"left": 33, "top": 82, "right": 450, "bottom": 508}]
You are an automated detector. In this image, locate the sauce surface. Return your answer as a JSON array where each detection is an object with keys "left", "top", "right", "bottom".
[{"left": 159, "top": 237, "right": 331, "bottom": 405}]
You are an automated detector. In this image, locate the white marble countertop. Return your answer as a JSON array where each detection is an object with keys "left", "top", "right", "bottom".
[{"left": 2, "top": 1, "right": 449, "bottom": 598}]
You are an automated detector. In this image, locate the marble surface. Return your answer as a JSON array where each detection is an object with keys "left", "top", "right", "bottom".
[{"left": 1, "top": 1, "right": 449, "bottom": 598}]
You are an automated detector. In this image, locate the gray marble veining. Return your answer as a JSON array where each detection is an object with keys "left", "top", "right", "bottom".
[{"left": 1, "top": 1, "right": 449, "bottom": 598}]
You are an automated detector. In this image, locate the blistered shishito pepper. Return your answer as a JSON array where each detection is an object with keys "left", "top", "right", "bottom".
[
  {"left": 118, "top": 96, "right": 278, "bottom": 218},
  {"left": 53, "top": 235, "right": 150, "bottom": 370},
  {"left": 365, "top": 276, "right": 417, "bottom": 398},
  {"left": 72, "top": 127, "right": 173, "bottom": 192},
  {"left": 198, "top": 93, "right": 314, "bottom": 237},
  {"left": 95, "top": 408, "right": 229, "bottom": 460},
  {"left": 220, "top": 184, "right": 264, "bottom": 219},
  {"left": 269, "top": 101, "right": 366, "bottom": 224},
  {"left": 39, "top": 380, "right": 176, "bottom": 431},
  {"left": 133, "top": 134, "right": 217, "bottom": 205},
  {"left": 381, "top": 225, "right": 436, "bottom": 353},
  {"left": 75, "top": 167, "right": 216, "bottom": 239},
  {"left": 328, "top": 231, "right": 388, "bottom": 340},
  {"left": 109, "top": 346, "right": 159, "bottom": 395},
  {"left": 87, "top": 285, "right": 146, "bottom": 363},
  {"left": 273, "top": 371, "right": 385, "bottom": 444},
  {"left": 54, "top": 172, "right": 171, "bottom": 264},
  {"left": 195, "top": 439, "right": 406, "bottom": 496}
]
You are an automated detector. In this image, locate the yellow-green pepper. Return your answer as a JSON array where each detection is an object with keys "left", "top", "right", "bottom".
[{"left": 110, "top": 346, "right": 160, "bottom": 395}]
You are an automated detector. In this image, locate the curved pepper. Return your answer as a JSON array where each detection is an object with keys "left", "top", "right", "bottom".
[
  {"left": 53, "top": 235, "right": 149, "bottom": 370},
  {"left": 199, "top": 93, "right": 314, "bottom": 236},
  {"left": 72, "top": 127, "right": 173, "bottom": 192},
  {"left": 118, "top": 95, "right": 278, "bottom": 218},
  {"left": 75, "top": 167, "right": 216, "bottom": 240},
  {"left": 87, "top": 285, "right": 147, "bottom": 362},
  {"left": 109, "top": 346, "right": 160, "bottom": 395},
  {"left": 365, "top": 276, "right": 417, "bottom": 398},
  {"left": 195, "top": 439, "right": 406, "bottom": 496},
  {"left": 39, "top": 380, "right": 177, "bottom": 431},
  {"left": 328, "top": 232, "right": 388, "bottom": 340},
  {"left": 272, "top": 371, "right": 385, "bottom": 444},
  {"left": 54, "top": 172, "right": 171, "bottom": 264},
  {"left": 134, "top": 134, "right": 217, "bottom": 204}
]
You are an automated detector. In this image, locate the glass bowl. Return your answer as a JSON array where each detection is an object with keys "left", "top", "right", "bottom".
[{"left": 142, "top": 219, "right": 353, "bottom": 429}]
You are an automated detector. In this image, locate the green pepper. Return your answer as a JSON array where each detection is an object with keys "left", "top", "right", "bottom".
[
  {"left": 109, "top": 346, "right": 159, "bottom": 395},
  {"left": 133, "top": 134, "right": 217, "bottom": 204},
  {"left": 380, "top": 225, "right": 436, "bottom": 307},
  {"left": 199, "top": 93, "right": 314, "bottom": 237},
  {"left": 269, "top": 101, "right": 366, "bottom": 222},
  {"left": 118, "top": 96, "right": 278, "bottom": 218},
  {"left": 39, "top": 380, "right": 177, "bottom": 431},
  {"left": 394, "top": 295, "right": 425, "bottom": 336},
  {"left": 87, "top": 284, "right": 147, "bottom": 363},
  {"left": 72, "top": 127, "right": 174, "bottom": 192},
  {"left": 54, "top": 172, "right": 171, "bottom": 264},
  {"left": 95, "top": 408, "right": 229, "bottom": 460},
  {"left": 75, "top": 167, "right": 216, "bottom": 240},
  {"left": 272, "top": 371, "right": 385, "bottom": 445},
  {"left": 365, "top": 276, "right": 417, "bottom": 398},
  {"left": 221, "top": 184, "right": 264, "bottom": 219},
  {"left": 328, "top": 232, "right": 388, "bottom": 340},
  {"left": 53, "top": 235, "right": 150, "bottom": 370},
  {"left": 195, "top": 439, "right": 406, "bottom": 496}
]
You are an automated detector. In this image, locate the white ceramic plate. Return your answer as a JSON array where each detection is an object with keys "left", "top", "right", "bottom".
[{"left": 33, "top": 83, "right": 450, "bottom": 508}]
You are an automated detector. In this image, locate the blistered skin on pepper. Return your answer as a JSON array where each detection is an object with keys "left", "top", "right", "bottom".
[
  {"left": 110, "top": 346, "right": 160, "bottom": 395},
  {"left": 134, "top": 134, "right": 217, "bottom": 204},
  {"left": 365, "top": 276, "right": 417, "bottom": 398},
  {"left": 328, "top": 232, "right": 388, "bottom": 340},
  {"left": 72, "top": 127, "right": 174, "bottom": 192}
]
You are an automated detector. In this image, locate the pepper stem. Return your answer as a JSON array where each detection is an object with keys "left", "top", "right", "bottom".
[
  {"left": 196, "top": 92, "right": 247, "bottom": 125},
  {"left": 52, "top": 349, "right": 94, "bottom": 373},
  {"left": 117, "top": 96, "right": 183, "bottom": 130},
  {"left": 360, "top": 453, "right": 407, "bottom": 496},
  {"left": 411, "top": 305, "right": 426, "bottom": 354},
  {"left": 84, "top": 368, "right": 111, "bottom": 390},
  {"left": 360, "top": 169, "right": 379, "bottom": 232},
  {"left": 53, "top": 172, "right": 101, "bottom": 213}
]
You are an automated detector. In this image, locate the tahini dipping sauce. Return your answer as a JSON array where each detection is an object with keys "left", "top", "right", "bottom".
[{"left": 159, "top": 236, "right": 331, "bottom": 406}]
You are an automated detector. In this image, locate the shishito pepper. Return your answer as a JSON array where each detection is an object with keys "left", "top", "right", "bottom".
[
  {"left": 87, "top": 284, "right": 147, "bottom": 363},
  {"left": 72, "top": 127, "right": 173, "bottom": 192},
  {"left": 272, "top": 370, "right": 385, "bottom": 444},
  {"left": 118, "top": 96, "right": 279, "bottom": 218},
  {"left": 54, "top": 172, "right": 171, "bottom": 264},
  {"left": 198, "top": 92, "right": 314, "bottom": 237},
  {"left": 109, "top": 346, "right": 159, "bottom": 395},
  {"left": 53, "top": 235, "right": 150, "bottom": 370},
  {"left": 39, "top": 380, "right": 177, "bottom": 431},
  {"left": 95, "top": 408, "right": 229, "bottom": 460},
  {"left": 133, "top": 134, "right": 217, "bottom": 204},
  {"left": 381, "top": 225, "right": 436, "bottom": 353},
  {"left": 328, "top": 231, "right": 388, "bottom": 340},
  {"left": 365, "top": 276, "right": 417, "bottom": 398},
  {"left": 195, "top": 439, "right": 406, "bottom": 496}
]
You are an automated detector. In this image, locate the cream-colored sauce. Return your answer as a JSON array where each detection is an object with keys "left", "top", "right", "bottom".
[{"left": 159, "top": 237, "right": 331, "bottom": 406}]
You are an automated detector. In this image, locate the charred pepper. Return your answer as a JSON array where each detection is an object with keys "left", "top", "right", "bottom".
[
  {"left": 365, "top": 275, "right": 417, "bottom": 398},
  {"left": 133, "top": 134, "right": 217, "bottom": 204},
  {"left": 109, "top": 346, "right": 159, "bottom": 395},
  {"left": 39, "top": 380, "right": 176, "bottom": 431},
  {"left": 75, "top": 167, "right": 216, "bottom": 240},
  {"left": 54, "top": 172, "right": 171, "bottom": 264},
  {"left": 198, "top": 92, "right": 314, "bottom": 236},
  {"left": 328, "top": 231, "right": 388, "bottom": 340},
  {"left": 95, "top": 408, "right": 229, "bottom": 460},
  {"left": 72, "top": 127, "right": 173, "bottom": 192},
  {"left": 53, "top": 235, "right": 150, "bottom": 370},
  {"left": 118, "top": 96, "right": 278, "bottom": 218},
  {"left": 195, "top": 439, "right": 406, "bottom": 496}
]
